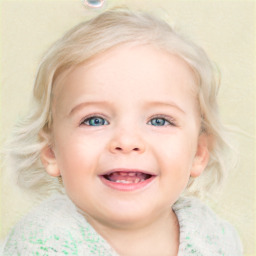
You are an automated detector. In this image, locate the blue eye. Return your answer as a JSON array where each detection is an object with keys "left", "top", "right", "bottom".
[
  {"left": 82, "top": 116, "right": 109, "bottom": 126},
  {"left": 82, "top": 0, "right": 104, "bottom": 8},
  {"left": 149, "top": 118, "right": 171, "bottom": 126}
]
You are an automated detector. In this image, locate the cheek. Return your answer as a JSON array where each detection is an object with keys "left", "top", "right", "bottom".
[
  {"left": 153, "top": 133, "right": 197, "bottom": 172},
  {"left": 158, "top": 138, "right": 196, "bottom": 196},
  {"left": 53, "top": 129, "right": 109, "bottom": 175},
  {"left": 53, "top": 139, "right": 97, "bottom": 193}
]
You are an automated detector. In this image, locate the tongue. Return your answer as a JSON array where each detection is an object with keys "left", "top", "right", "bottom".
[{"left": 107, "top": 172, "right": 149, "bottom": 183}]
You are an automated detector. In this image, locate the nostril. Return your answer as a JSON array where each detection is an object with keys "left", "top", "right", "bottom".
[{"left": 114, "top": 147, "right": 140, "bottom": 151}]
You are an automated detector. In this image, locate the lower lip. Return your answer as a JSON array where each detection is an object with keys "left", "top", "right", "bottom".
[{"left": 99, "top": 176, "right": 156, "bottom": 191}]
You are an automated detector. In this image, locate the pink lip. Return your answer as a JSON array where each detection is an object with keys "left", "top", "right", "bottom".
[{"left": 99, "top": 168, "right": 156, "bottom": 192}]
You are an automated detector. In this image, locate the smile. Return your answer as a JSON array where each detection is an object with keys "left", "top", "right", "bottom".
[{"left": 99, "top": 169, "right": 156, "bottom": 191}]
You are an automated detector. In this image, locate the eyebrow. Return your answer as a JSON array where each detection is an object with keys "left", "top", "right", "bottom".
[
  {"left": 144, "top": 101, "right": 186, "bottom": 114},
  {"left": 69, "top": 101, "right": 110, "bottom": 116},
  {"left": 69, "top": 100, "right": 186, "bottom": 116}
]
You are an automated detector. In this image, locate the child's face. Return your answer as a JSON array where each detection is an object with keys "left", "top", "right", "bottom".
[{"left": 42, "top": 43, "right": 209, "bottom": 228}]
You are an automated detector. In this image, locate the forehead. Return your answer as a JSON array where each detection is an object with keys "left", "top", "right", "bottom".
[{"left": 53, "top": 43, "right": 198, "bottom": 111}]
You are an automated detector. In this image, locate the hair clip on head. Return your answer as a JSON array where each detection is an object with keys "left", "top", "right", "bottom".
[{"left": 82, "top": 0, "right": 105, "bottom": 8}]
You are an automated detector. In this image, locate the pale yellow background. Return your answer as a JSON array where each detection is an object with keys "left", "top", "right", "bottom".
[{"left": 0, "top": 0, "right": 255, "bottom": 255}]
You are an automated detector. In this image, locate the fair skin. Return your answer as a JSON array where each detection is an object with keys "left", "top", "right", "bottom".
[{"left": 41, "top": 43, "right": 209, "bottom": 256}]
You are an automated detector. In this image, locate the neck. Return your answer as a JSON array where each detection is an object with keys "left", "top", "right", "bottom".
[{"left": 86, "top": 210, "right": 179, "bottom": 256}]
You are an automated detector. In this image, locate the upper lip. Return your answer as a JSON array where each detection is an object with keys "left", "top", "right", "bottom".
[{"left": 100, "top": 168, "right": 156, "bottom": 176}]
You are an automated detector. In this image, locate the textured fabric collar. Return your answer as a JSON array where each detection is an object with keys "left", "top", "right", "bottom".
[{"left": 2, "top": 194, "right": 243, "bottom": 255}]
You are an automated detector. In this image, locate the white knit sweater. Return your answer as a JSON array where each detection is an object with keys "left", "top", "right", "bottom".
[{"left": 2, "top": 194, "right": 243, "bottom": 256}]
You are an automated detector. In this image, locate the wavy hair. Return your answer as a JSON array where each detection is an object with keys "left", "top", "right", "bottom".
[{"left": 3, "top": 8, "right": 234, "bottom": 197}]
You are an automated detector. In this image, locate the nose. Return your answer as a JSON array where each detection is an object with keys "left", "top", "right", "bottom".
[{"left": 108, "top": 128, "right": 146, "bottom": 154}]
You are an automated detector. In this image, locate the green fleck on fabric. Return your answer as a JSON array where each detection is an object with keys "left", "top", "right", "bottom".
[{"left": 54, "top": 235, "right": 60, "bottom": 241}]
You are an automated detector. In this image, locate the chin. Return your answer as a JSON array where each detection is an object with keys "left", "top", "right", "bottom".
[{"left": 95, "top": 201, "right": 159, "bottom": 229}]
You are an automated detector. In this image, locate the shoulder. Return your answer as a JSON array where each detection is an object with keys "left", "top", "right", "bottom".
[
  {"left": 173, "top": 197, "right": 243, "bottom": 256},
  {"left": 2, "top": 194, "right": 117, "bottom": 256}
]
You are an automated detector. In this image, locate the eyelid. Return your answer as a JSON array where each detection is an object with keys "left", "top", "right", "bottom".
[
  {"left": 79, "top": 113, "right": 110, "bottom": 125},
  {"left": 147, "top": 114, "right": 177, "bottom": 126}
]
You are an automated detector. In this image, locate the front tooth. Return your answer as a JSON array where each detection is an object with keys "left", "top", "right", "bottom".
[
  {"left": 119, "top": 172, "right": 127, "bottom": 176},
  {"left": 128, "top": 173, "right": 136, "bottom": 176},
  {"left": 116, "top": 180, "right": 129, "bottom": 184},
  {"left": 115, "top": 179, "right": 136, "bottom": 184}
]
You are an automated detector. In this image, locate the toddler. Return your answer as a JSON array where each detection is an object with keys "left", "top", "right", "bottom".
[{"left": 2, "top": 8, "right": 243, "bottom": 256}]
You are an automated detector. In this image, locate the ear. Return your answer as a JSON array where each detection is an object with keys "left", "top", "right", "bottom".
[
  {"left": 190, "top": 133, "right": 210, "bottom": 178},
  {"left": 40, "top": 130, "right": 60, "bottom": 177},
  {"left": 40, "top": 145, "right": 60, "bottom": 177}
]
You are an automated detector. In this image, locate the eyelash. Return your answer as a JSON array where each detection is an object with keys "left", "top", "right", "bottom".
[
  {"left": 147, "top": 115, "right": 177, "bottom": 127},
  {"left": 80, "top": 114, "right": 177, "bottom": 127},
  {"left": 80, "top": 114, "right": 109, "bottom": 126}
]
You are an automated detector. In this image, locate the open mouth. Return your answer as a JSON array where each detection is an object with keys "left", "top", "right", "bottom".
[
  {"left": 100, "top": 169, "right": 156, "bottom": 191},
  {"left": 102, "top": 171, "right": 152, "bottom": 184}
]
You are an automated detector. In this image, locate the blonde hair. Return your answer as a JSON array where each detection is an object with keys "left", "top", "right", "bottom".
[{"left": 3, "top": 8, "right": 233, "bottom": 197}]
